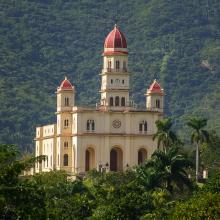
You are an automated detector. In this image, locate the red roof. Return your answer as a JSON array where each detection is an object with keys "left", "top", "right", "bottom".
[
  {"left": 148, "top": 80, "right": 163, "bottom": 94},
  {"left": 58, "top": 77, "right": 74, "bottom": 90},
  {"left": 104, "top": 25, "right": 127, "bottom": 49}
]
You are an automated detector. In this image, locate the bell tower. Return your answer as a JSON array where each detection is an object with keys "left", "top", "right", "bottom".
[
  {"left": 100, "top": 25, "right": 130, "bottom": 110},
  {"left": 145, "top": 79, "right": 164, "bottom": 112},
  {"left": 56, "top": 77, "right": 75, "bottom": 135}
]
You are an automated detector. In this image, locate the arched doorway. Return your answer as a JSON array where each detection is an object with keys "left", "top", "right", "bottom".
[
  {"left": 110, "top": 147, "right": 123, "bottom": 171},
  {"left": 138, "top": 148, "right": 148, "bottom": 165},
  {"left": 85, "top": 148, "right": 95, "bottom": 171}
]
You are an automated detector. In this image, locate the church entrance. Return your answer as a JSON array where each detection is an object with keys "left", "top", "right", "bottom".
[
  {"left": 85, "top": 148, "right": 95, "bottom": 171},
  {"left": 138, "top": 148, "right": 148, "bottom": 164},
  {"left": 110, "top": 147, "right": 123, "bottom": 171}
]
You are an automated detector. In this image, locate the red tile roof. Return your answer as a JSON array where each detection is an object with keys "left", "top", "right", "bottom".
[
  {"left": 58, "top": 77, "right": 74, "bottom": 90},
  {"left": 148, "top": 80, "right": 163, "bottom": 94},
  {"left": 104, "top": 25, "right": 127, "bottom": 49}
]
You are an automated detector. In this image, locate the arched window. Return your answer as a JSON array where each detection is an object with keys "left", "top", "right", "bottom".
[
  {"left": 123, "top": 61, "right": 127, "bottom": 72},
  {"left": 64, "top": 119, "right": 69, "bottom": 127},
  {"left": 64, "top": 97, "right": 69, "bottom": 106},
  {"left": 156, "top": 99, "right": 160, "bottom": 108},
  {"left": 111, "top": 79, "right": 113, "bottom": 84},
  {"left": 108, "top": 60, "right": 112, "bottom": 72},
  {"left": 139, "top": 121, "right": 147, "bottom": 133},
  {"left": 116, "top": 60, "right": 120, "bottom": 71},
  {"left": 64, "top": 141, "right": 68, "bottom": 148},
  {"left": 64, "top": 154, "right": 68, "bottom": 166},
  {"left": 122, "top": 79, "right": 125, "bottom": 84},
  {"left": 86, "top": 120, "right": 95, "bottom": 132},
  {"left": 121, "top": 97, "right": 125, "bottom": 106},
  {"left": 138, "top": 149, "right": 148, "bottom": 165},
  {"left": 110, "top": 97, "right": 114, "bottom": 106},
  {"left": 115, "top": 96, "right": 120, "bottom": 106}
]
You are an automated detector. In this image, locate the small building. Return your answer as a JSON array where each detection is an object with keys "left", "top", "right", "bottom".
[{"left": 35, "top": 25, "right": 164, "bottom": 174}]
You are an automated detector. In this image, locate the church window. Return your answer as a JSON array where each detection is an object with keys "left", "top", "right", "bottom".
[
  {"left": 108, "top": 60, "right": 112, "bottom": 71},
  {"left": 64, "top": 119, "right": 69, "bottom": 127},
  {"left": 111, "top": 79, "right": 113, "bottom": 84},
  {"left": 92, "top": 121, "right": 95, "bottom": 131},
  {"left": 64, "top": 141, "right": 68, "bottom": 148},
  {"left": 116, "top": 60, "right": 120, "bottom": 71},
  {"left": 144, "top": 121, "right": 147, "bottom": 131},
  {"left": 65, "top": 97, "right": 69, "bottom": 106},
  {"left": 122, "top": 79, "right": 125, "bottom": 84},
  {"left": 121, "top": 97, "right": 125, "bottom": 106},
  {"left": 110, "top": 97, "right": 114, "bottom": 106},
  {"left": 139, "top": 123, "right": 142, "bottom": 132},
  {"left": 87, "top": 120, "right": 95, "bottom": 132},
  {"left": 123, "top": 61, "right": 127, "bottom": 71},
  {"left": 156, "top": 99, "right": 160, "bottom": 108},
  {"left": 115, "top": 96, "right": 120, "bottom": 106},
  {"left": 64, "top": 154, "right": 68, "bottom": 166},
  {"left": 139, "top": 121, "right": 147, "bottom": 133},
  {"left": 87, "top": 120, "right": 90, "bottom": 130}
]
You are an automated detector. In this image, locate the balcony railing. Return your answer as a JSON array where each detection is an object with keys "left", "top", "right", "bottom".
[{"left": 105, "top": 68, "right": 128, "bottom": 73}]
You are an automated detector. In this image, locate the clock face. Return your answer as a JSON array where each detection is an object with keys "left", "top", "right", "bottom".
[{"left": 112, "top": 119, "right": 121, "bottom": 128}]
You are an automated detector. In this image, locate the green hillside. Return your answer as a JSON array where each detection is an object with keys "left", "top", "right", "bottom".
[{"left": 1, "top": 0, "right": 220, "bottom": 152}]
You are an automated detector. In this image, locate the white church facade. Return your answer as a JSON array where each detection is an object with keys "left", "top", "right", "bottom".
[{"left": 35, "top": 25, "right": 164, "bottom": 174}]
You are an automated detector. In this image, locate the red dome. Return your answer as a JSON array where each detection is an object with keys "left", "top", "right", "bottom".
[
  {"left": 104, "top": 25, "right": 127, "bottom": 49},
  {"left": 58, "top": 77, "right": 74, "bottom": 90},
  {"left": 147, "top": 80, "right": 163, "bottom": 94}
]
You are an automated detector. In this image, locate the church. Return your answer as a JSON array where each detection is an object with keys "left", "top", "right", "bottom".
[{"left": 35, "top": 25, "right": 164, "bottom": 174}]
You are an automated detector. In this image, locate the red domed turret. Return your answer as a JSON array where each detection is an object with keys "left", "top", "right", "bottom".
[
  {"left": 104, "top": 24, "right": 127, "bottom": 48},
  {"left": 103, "top": 24, "right": 128, "bottom": 56},
  {"left": 58, "top": 77, "right": 74, "bottom": 91},
  {"left": 147, "top": 79, "right": 163, "bottom": 94}
]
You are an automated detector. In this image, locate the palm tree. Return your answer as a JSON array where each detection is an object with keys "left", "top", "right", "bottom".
[
  {"left": 187, "top": 117, "right": 209, "bottom": 182},
  {"left": 153, "top": 118, "right": 177, "bottom": 153},
  {"left": 137, "top": 147, "right": 193, "bottom": 193}
]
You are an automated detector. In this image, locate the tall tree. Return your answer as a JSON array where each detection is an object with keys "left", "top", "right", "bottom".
[
  {"left": 187, "top": 117, "right": 209, "bottom": 182},
  {"left": 137, "top": 147, "right": 192, "bottom": 194},
  {"left": 153, "top": 118, "right": 177, "bottom": 153}
]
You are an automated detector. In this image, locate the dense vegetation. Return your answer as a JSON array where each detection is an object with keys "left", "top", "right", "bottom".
[
  {"left": 1, "top": 0, "right": 220, "bottom": 151},
  {"left": 1, "top": 118, "right": 220, "bottom": 219}
]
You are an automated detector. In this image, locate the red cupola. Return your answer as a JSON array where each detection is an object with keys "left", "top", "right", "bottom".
[
  {"left": 103, "top": 24, "right": 128, "bottom": 56},
  {"left": 147, "top": 79, "right": 163, "bottom": 94},
  {"left": 58, "top": 76, "right": 74, "bottom": 91}
]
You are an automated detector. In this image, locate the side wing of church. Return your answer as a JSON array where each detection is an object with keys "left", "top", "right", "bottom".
[{"left": 35, "top": 25, "right": 164, "bottom": 174}]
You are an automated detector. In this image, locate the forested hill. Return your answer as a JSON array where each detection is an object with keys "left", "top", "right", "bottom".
[{"left": 1, "top": 0, "right": 220, "bottom": 152}]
